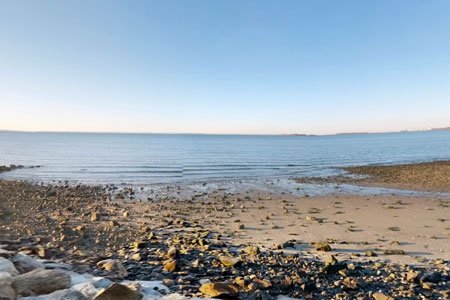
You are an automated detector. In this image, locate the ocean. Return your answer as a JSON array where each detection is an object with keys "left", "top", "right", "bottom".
[{"left": 0, "top": 131, "right": 449, "bottom": 184}]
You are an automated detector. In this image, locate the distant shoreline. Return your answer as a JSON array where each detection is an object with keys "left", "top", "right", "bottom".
[{"left": 0, "top": 127, "right": 449, "bottom": 137}]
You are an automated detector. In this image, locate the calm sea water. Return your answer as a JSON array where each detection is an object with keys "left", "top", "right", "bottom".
[{"left": 0, "top": 131, "right": 449, "bottom": 184}]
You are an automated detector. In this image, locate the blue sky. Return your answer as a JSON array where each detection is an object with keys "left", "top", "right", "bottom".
[{"left": 1, "top": 1, "right": 449, "bottom": 134}]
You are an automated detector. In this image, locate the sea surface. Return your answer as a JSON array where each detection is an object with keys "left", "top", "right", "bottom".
[{"left": 0, "top": 131, "right": 449, "bottom": 185}]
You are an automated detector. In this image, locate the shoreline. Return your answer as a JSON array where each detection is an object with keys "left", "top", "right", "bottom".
[{"left": 1, "top": 161, "right": 449, "bottom": 299}]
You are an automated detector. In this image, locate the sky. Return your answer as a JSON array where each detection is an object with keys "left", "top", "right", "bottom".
[{"left": 1, "top": 1, "right": 449, "bottom": 135}]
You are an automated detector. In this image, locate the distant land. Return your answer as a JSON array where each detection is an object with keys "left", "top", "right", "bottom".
[
  {"left": 0, "top": 126, "right": 449, "bottom": 137},
  {"left": 284, "top": 126, "right": 450, "bottom": 137}
]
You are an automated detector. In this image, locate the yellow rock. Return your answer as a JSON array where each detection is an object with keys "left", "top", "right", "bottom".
[
  {"left": 163, "top": 259, "right": 177, "bottom": 272},
  {"left": 218, "top": 255, "right": 240, "bottom": 267},
  {"left": 373, "top": 292, "right": 395, "bottom": 300},
  {"left": 199, "top": 282, "right": 239, "bottom": 297}
]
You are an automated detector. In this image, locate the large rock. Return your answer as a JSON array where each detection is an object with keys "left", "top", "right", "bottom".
[
  {"left": 0, "top": 272, "right": 15, "bottom": 300},
  {"left": 0, "top": 257, "right": 19, "bottom": 276},
  {"left": 94, "top": 283, "right": 142, "bottom": 300},
  {"left": 19, "top": 289, "right": 88, "bottom": 300},
  {"left": 13, "top": 253, "right": 45, "bottom": 274},
  {"left": 12, "top": 269, "right": 71, "bottom": 296}
]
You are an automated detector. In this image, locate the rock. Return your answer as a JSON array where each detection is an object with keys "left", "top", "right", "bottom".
[
  {"left": 43, "top": 262, "right": 73, "bottom": 271},
  {"left": 12, "top": 269, "right": 71, "bottom": 296},
  {"left": 218, "top": 255, "right": 240, "bottom": 267},
  {"left": 71, "top": 282, "right": 99, "bottom": 298},
  {"left": 96, "top": 259, "right": 128, "bottom": 277},
  {"left": 314, "top": 242, "right": 331, "bottom": 251},
  {"left": 420, "top": 271, "right": 442, "bottom": 283},
  {"left": 13, "top": 253, "right": 45, "bottom": 274},
  {"left": 372, "top": 293, "right": 395, "bottom": 300},
  {"left": 129, "top": 281, "right": 169, "bottom": 297},
  {"left": 94, "top": 283, "right": 142, "bottom": 300},
  {"left": 0, "top": 272, "right": 15, "bottom": 300},
  {"left": 34, "top": 247, "right": 52, "bottom": 259},
  {"left": 243, "top": 246, "right": 260, "bottom": 256},
  {"left": 132, "top": 241, "right": 146, "bottom": 250},
  {"left": 0, "top": 249, "right": 15, "bottom": 259},
  {"left": 322, "top": 255, "right": 346, "bottom": 274},
  {"left": 130, "top": 253, "right": 142, "bottom": 261},
  {"left": 167, "top": 246, "right": 179, "bottom": 259},
  {"left": 199, "top": 282, "right": 239, "bottom": 298},
  {"left": 324, "top": 255, "right": 337, "bottom": 267},
  {"left": 91, "top": 212, "right": 98, "bottom": 222},
  {"left": 364, "top": 250, "right": 377, "bottom": 257},
  {"left": 277, "top": 296, "right": 300, "bottom": 300},
  {"left": 406, "top": 270, "right": 419, "bottom": 282},
  {"left": 383, "top": 249, "right": 405, "bottom": 255},
  {"left": 163, "top": 260, "right": 177, "bottom": 272},
  {"left": 342, "top": 277, "right": 359, "bottom": 290},
  {"left": 0, "top": 257, "right": 19, "bottom": 276},
  {"left": 422, "top": 282, "right": 434, "bottom": 289},
  {"left": 19, "top": 289, "right": 88, "bottom": 300}
]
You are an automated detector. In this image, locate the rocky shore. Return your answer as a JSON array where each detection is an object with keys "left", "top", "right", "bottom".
[
  {"left": 296, "top": 160, "right": 450, "bottom": 192},
  {"left": 1, "top": 161, "right": 449, "bottom": 299}
]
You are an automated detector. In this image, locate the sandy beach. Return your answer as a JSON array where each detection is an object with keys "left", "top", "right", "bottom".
[{"left": 0, "top": 161, "right": 449, "bottom": 299}]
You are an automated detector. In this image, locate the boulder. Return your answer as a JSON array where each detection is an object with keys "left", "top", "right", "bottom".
[
  {"left": 12, "top": 269, "right": 71, "bottom": 296},
  {"left": 0, "top": 272, "right": 15, "bottom": 300},
  {"left": 19, "top": 289, "right": 88, "bottom": 300},
  {"left": 0, "top": 257, "right": 19, "bottom": 276}
]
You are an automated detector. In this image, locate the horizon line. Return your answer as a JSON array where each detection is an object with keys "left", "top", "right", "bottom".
[{"left": 0, "top": 127, "right": 448, "bottom": 137}]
